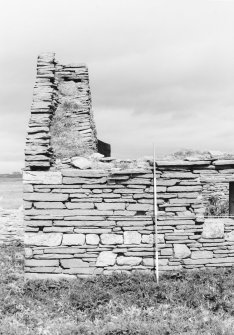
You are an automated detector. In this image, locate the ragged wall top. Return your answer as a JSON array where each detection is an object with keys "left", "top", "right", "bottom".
[{"left": 25, "top": 53, "right": 98, "bottom": 171}]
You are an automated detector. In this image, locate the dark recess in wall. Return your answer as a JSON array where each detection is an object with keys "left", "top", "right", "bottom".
[{"left": 98, "top": 139, "right": 111, "bottom": 157}]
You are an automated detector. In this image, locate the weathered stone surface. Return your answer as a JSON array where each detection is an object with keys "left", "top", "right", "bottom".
[
  {"left": 96, "top": 251, "right": 117, "bottom": 266},
  {"left": 60, "top": 259, "right": 89, "bottom": 268},
  {"left": 25, "top": 248, "right": 33, "bottom": 258},
  {"left": 191, "top": 251, "right": 213, "bottom": 259},
  {"left": 23, "top": 184, "right": 33, "bottom": 192},
  {"left": 23, "top": 171, "right": 62, "bottom": 184},
  {"left": 25, "top": 209, "right": 113, "bottom": 218},
  {"left": 124, "top": 231, "right": 141, "bottom": 244},
  {"left": 66, "top": 203, "right": 94, "bottom": 209},
  {"left": 86, "top": 234, "right": 99, "bottom": 245},
  {"left": 174, "top": 244, "right": 191, "bottom": 258},
  {"left": 213, "top": 160, "right": 234, "bottom": 166},
  {"left": 24, "top": 193, "right": 68, "bottom": 202},
  {"left": 71, "top": 157, "right": 92, "bottom": 169},
  {"left": 101, "top": 234, "right": 123, "bottom": 244},
  {"left": 27, "top": 220, "right": 52, "bottom": 227},
  {"left": 143, "top": 258, "right": 168, "bottom": 266},
  {"left": 34, "top": 202, "right": 65, "bottom": 209},
  {"left": 161, "top": 248, "right": 173, "bottom": 256},
  {"left": 62, "top": 234, "right": 85, "bottom": 246},
  {"left": 62, "top": 169, "right": 107, "bottom": 177},
  {"left": 25, "top": 259, "right": 59, "bottom": 267},
  {"left": 157, "top": 179, "right": 178, "bottom": 186},
  {"left": 117, "top": 256, "right": 142, "bottom": 266},
  {"left": 167, "top": 186, "right": 202, "bottom": 192},
  {"left": 43, "top": 227, "right": 74, "bottom": 233},
  {"left": 162, "top": 172, "right": 197, "bottom": 179},
  {"left": 96, "top": 203, "right": 125, "bottom": 210},
  {"left": 141, "top": 234, "right": 164, "bottom": 244},
  {"left": 43, "top": 247, "right": 85, "bottom": 254},
  {"left": 156, "top": 160, "right": 210, "bottom": 166},
  {"left": 24, "top": 233, "right": 62, "bottom": 246},
  {"left": 63, "top": 177, "right": 107, "bottom": 184},
  {"left": 225, "top": 231, "right": 234, "bottom": 241},
  {"left": 202, "top": 220, "right": 224, "bottom": 239},
  {"left": 127, "top": 204, "right": 152, "bottom": 211}
]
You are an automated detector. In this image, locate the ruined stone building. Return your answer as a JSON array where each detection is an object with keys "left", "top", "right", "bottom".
[{"left": 24, "top": 53, "right": 234, "bottom": 279}]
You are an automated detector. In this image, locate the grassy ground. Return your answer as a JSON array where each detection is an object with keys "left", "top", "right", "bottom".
[
  {"left": 50, "top": 101, "right": 93, "bottom": 160},
  {"left": 1, "top": 244, "right": 234, "bottom": 334}
]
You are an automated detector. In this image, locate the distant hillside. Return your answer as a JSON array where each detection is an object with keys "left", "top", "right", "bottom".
[{"left": 0, "top": 172, "right": 22, "bottom": 179}]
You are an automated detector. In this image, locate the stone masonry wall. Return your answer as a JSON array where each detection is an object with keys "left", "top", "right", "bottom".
[
  {"left": 23, "top": 158, "right": 234, "bottom": 279},
  {"left": 25, "top": 53, "right": 98, "bottom": 170}
]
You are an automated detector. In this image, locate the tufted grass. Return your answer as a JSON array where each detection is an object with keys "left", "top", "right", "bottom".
[
  {"left": 50, "top": 101, "right": 94, "bottom": 160},
  {"left": 1, "top": 244, "right": 234, "bottom": 334}
]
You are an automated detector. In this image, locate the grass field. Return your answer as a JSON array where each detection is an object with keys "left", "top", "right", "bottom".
[
  {"left": 0, "top": 178, "right": 22, "bottom": 209},
  {"left": 1, "top": 244, "right": 234, "bottom": 334}
]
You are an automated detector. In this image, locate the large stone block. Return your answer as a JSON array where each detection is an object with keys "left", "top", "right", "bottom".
[
  {"left": 213, "top": 160, "right": 234, "bottom": 166},
  {"left": 202, "top": 219, "right": 224, "bottom": 239},
  {"left": 86, "top": 234, "right": 100, "bottom": 245},
  {"left": 25, "top": 209, "right": 113, "bottom": 218},
  {"left": 62, "top": 169, "right": 107, "bottom": 177},
  {"left": 142, "top": 234, "right": 164, "bottom": 244},
  {"left": 225, "top": 231, "right": 234, "bottom": 241},
  {"left": 34, "top": 202, "right": 65, "bottom": 209},
  {"left": 162, "top": 172, "right": 197, "bottom": 179},
  {"left": 25, "top": 248, "right": 33, "bottom": 258},
  {"left": 191, "top": 251, "right": 213, "bottom": 259},
  {"left": 71, "top": 157, "right": 92, "bottom": 169},
  {"left": 23, "top": 171, "right": 62, "bottom": 184},
  {"left": 142, "top": 258, "right": 168, "bottom": 266},
  {"left": 66, "top": 203, "right": 94, "bottom": 209},
  {"left": 60, "top": 259, "right": 89, "bottom": 268},
  {"left": 96, "top": 203, "right": 125, "bottom": 210},
  {"left": 24, "top": 193, "right": 68, "bottom": 202},
  {"left": 124, "top": 231, "right": 141, "bottom": 244},
  {"left": 24, "top": 233, "right": 62, "bottom": 246},
  {"left": 23, "top": 184, "right": 33, "bottom": 192},
  {"left": 96, "top": 251, "right": 117, "bottom": 267},
  {"left": 117, "top": 256, "right": 142, "bottom": 266},
  {"left": 157, "top": 179, "right": 178, "bottom": 186},
  {"left": 62, "top": 234, "right": 85, "bottom": 246},
  {"left": 167, "top": 186, "right": 202, "bottom": 192},
  {"left": 127, "top": 204, "right": 152, "bottom": 211},
  {"left": 101, "top": 233, "right": 123, "bottom": 244},
  {"left": 25, "top": 259, "right": 59, "bottom": 267},
  {"left": 63, "top": 177, "right": 107, "bottom": 184},
  {"left": 174, "top": 244, "right": 191, "bottom": 259}
]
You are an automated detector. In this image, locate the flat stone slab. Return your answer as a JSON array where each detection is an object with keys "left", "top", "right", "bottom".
[
  {"left": 23, "top": 171, "right": 62, "bottom": 184},
  {"left": 24, "top": 233, "right": 62, "bottom": 246},
  {"left": 156, "top": 160, "right": 211, "bottom": 166}
]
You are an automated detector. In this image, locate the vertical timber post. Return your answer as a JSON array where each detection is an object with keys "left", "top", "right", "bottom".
[{"left": 153, "top": 145, "right": 159, "bottom": 283}]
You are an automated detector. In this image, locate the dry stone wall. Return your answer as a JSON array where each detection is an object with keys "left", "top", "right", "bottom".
[
  {"left": 25, "top": 53, "right": 98, "bottom": 170},
  {"left": 24, "top": 54, "right": 234, "bottom": 279},
  {"left": 24, "top": 158, "right": 234, "bottom": 279}
]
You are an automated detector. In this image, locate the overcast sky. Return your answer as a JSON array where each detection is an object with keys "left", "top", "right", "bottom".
[{"left": 0, "top": 0, "right": 234, "bottom": 173}]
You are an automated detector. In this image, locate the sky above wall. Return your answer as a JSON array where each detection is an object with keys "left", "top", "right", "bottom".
[{"left": 0, "top": 0, "right": 234, "bottom": 173}]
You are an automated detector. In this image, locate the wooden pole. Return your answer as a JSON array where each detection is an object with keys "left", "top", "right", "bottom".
[{"left": 153, "top": 144, "right": 159, "bottom": 284}]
